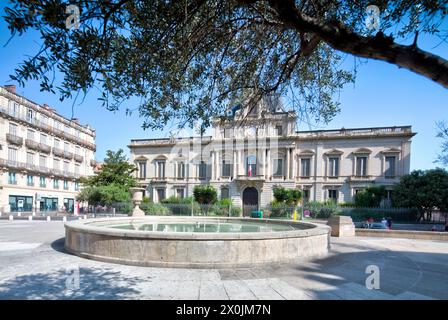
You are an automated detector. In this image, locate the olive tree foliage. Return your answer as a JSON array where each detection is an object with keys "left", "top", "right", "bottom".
[
  {"left": 3, "top": 0, "right": 448, "bottom": 130},
  {"left": 436, "top": 121, "right": 448, "bottom": 166}
]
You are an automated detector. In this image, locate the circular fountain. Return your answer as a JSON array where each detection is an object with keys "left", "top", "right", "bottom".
[{"left": 64, "top": 216, "right": 330, "bottom": 268}]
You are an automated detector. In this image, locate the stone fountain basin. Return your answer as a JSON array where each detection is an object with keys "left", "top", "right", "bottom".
[{"left": 64, "top": 216, "right": 331, "bottom": 268}]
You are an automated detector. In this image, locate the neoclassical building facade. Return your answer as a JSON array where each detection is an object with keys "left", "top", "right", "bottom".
[
  {"left": 129, "top": 98, "right": 415, "bottom": 215},
  {"left": 0, "top": 85, "right": 96, "bottom": 213}
]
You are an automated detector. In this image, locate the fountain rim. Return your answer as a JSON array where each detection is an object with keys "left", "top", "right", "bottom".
[{"left": 64, "top": 216, "right": 330, "bottom": 240}]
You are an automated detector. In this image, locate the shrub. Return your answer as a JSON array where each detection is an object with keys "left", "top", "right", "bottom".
[
  {"left": 273, "top": 187, "right": 302, "bottom": 205},
  {"left": 265, "top": 201, "right": 294, "bottom": 218},
  {"left": 142, "top": 203, "right": 170, "bottom": 215},
  {"left": 354, "top": 186, "right": 386, "bottom": 207},
  {"left": 193, "top": 185, "right": 217, "bottom": 205},
  {"left": 305, "top": 201, "right": 340, "bottom": 219}
]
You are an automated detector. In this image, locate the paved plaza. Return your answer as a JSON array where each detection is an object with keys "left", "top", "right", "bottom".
[{"left": 0, "top": 220, "right": 447, "bottom": 300}]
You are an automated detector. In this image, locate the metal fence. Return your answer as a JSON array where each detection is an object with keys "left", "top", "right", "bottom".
[{"left": 77, "top": 202, "right": 447, "bottom": 224}]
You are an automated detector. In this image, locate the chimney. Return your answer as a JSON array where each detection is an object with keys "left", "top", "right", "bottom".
[
  {"left": 42, "top": 103, "right": 50, "bottom": 109},
  {"left": 71, "top": 118, "right": 80, "bottom": 124},
  {"left": 4, "top": 85, "right": 16, "bottom": 94}
]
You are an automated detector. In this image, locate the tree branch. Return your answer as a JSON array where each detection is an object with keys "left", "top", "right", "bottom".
[{"left": 268, "top": 0, "right": 448, "bottom": 88}]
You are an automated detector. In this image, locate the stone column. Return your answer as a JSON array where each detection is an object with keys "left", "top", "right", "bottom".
[
  {"left": 266, "top": 149, "right": 271, "bottom": 180},
  {"left": 261, "top": 148, "right": 266, "bottom": 177},
  {"left": 233, "top": 150, "right": 237, "bottom": 178},
  {"left": 291, "top": 148, "right": 296, "bottom": 180},
  {"left": 216, "top": 150, "right": 221, "bottom": 180},
  {"left": 285, "top": 148, "right": 290, "bottom": 180},
  {"left": 211, "top": 151, "right": 215, "bottom": 180}
]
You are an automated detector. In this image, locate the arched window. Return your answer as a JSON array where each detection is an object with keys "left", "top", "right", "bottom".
[{"left": 246, "top": 155, "right": 257, "bottom": 176}]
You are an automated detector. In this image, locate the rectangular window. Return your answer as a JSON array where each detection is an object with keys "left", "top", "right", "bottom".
[
  {"left": 27, "top": 129, "right": 35, "bottom": 141},
  {"left": 63, "top": 161, "right": 69, "bottom": 172},
  {"left": 138, "top": 162, "right": 146, "bottom": 179},
  {"left": 8, "top": 147, "right": 17, "bottom": 162},
  {"left": 75, "top": 146, "right": 80, "bottom": 155},
  {"left": 54, "top": 139, "right": 60, "bottom": 148},
  {"left": 54, "top": 158, "right": 60, "bottom": 170},
  {"left": 27, "top": 109, "right": 34, "bottom": 122},
  {"left": 273, "top": 158, "right": 283, "bottom": 176},
  {"left": 385, "top": 156, "right": 396, "bottom": 178},
  {"left": 63, "top": 180, "right": 69, "bottom": 190},
  {"left": 156, "top": 188, "right": 166, "bottom": 202},
  {"left": 27, "top": 174, "right": 34, "bottom": 186},
  {"left": 75, "top": 182, "right": 79, "bottom": 191},
  {"left": 40, "top": 133, "right": 47, "bottom": 145},
  {"left": 176, "top": 188, "right": 185, "bottom": 199},
  {"left": 27, "top": 152, "right": 34, "bottom": 165},
  {"left": 221, "top": 187, "right": 230, "bottom": 200},
  {"left": 303, "top": 189, "right": 310, "bottom": 202},
  {"left": 8, "top": 172, "right": 16, "bottom": 184},
  {"left": 221, "top": 160, "right": 232, "bottom": 177},
  {"left": 329, "top": 157, "right": 339, "bottom": 177},
  {"left": 39, "top": 176, "right": 46, "bottom": 188},
  {"left": 301, "top": 158, "right": 311, "bottom": 177},
  {"left": 198, "top": 161, "right": 206, "bottom": 179},
  {"left": 54, "top": 179, "right": 59, "bottom": 189},
  {"left": 356, "top": 156, "right": 368, "bottom": 176},
  {"left": 64, "top": 142, "right": 69, "bottom": 152},
  {"left": 9, "top": 123, "right": 18, "bottom": 135},
  {"left": 75, "top": 164, "right": 80, "bottom": 174},
  {"left": 224, "top": 128, "right": 231, "bottom": 138},
  {"left": 157, "top": 161, "right": 165, "bottom": 178},
  {"left": 39, "top": 155, "right": 46, "bottom": 168},
  {"left": 275, "top": 125, "right": 283, "bottom": 136},
  {"left": 177, "top": 162, "right": 185, "bottom": 179},
  {"left": 328, "top": 189, "right": 338, "bottom": 202}
]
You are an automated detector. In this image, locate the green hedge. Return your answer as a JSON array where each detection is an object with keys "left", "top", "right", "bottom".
[{"left": 339, "top": 207, "right": 419, "bottom": 222}]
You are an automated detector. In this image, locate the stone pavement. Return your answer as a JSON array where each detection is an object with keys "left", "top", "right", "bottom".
[{"left": 0, "top": 220, "right": 447, "bottom": 300}]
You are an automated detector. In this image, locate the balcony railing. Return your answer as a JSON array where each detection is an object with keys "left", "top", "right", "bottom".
[
  {"left": 0, "top": 158, "right": 80, "bottom": 179},
  {"left": 6, "top": 133, "right": 23, "bottom": 146},
  {"left": 53, "top": 147, "right": 64, "bottom": 157},
  {"left": 74, "top": 154, "right": 84, "bottom": 163},
  {"left": 62, "top": 151, "right": 74, "bottom": 160},
  {"left": 38, "top": 143, "right": 51, "bottom": 154},
  {"left": 349, "top": 175, "right": 373, "bottom": 181},
  {"left": 0, "top": 105, "right": 96, "bottom": 151},
  {"left": 26, "top": 139, "right": 52, "bottom": 154}
]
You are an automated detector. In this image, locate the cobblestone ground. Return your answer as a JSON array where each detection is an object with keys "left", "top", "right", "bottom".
[{"left": 0, "top": 220, "right": 447, "bottom": 300}]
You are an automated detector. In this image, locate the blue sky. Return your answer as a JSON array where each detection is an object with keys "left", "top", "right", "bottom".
[{"left": 0, "top": 7, "right": 447, "bottom": 170}]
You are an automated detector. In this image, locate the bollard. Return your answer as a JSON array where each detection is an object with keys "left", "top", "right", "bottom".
[
  {"left": 32, "top": 211, "right": 36, "bottom": 217},
  {"left": 62, "top": 216, "right": 67, "bottom": 222},
  {"left": 18, "top": 212, "right": 21, "bottom": 217},
  {"left": 83, "top": 215, "right": 87, "bottom": 220},
  {"left": 28, "top": 216, "right": 32, "bottom": 221},
  {"left": 9, "top": 215, "right": 13, "bottom": 221},
  {"left": 46, "top": 216, "right": 51, "bottom": 222}
]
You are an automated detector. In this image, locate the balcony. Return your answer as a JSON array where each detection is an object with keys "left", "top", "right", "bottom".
[
  {"left": 25, "top": 139, "right": 39, "bottom": 151},
  {"left": 53, "top": 148, "right": 73, "bottom": 160},
  {"left": 234, "top": 175, "right": 265, "bottom": 182},
  {"left": 38, "top": 143, "right": 51, "bottom": 154},
  {"left": 349, "top": 175, "right": 374, "bottom": 182},
  {"left": 74, "top": 154, "right": 84, "bottom": 163},
  {"left": 62, "top": 151, "right": 74, "bottom": 160},
  {"left": 6, "top": 133, "right": 23, "bottom": 146},
  {"left": 53, "top": 147, "right": 64, "bottom": 157},
  {"left": 0, "top": 105, "right": 97, "bottom": 151}
]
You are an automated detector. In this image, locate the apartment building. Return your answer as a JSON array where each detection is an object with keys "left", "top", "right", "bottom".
[
  {"left": 0, "top": 85, "right": 96, "bottom": 213},
  {"left": 129, "top": 96, "right": 415, "bottom": 216}
]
